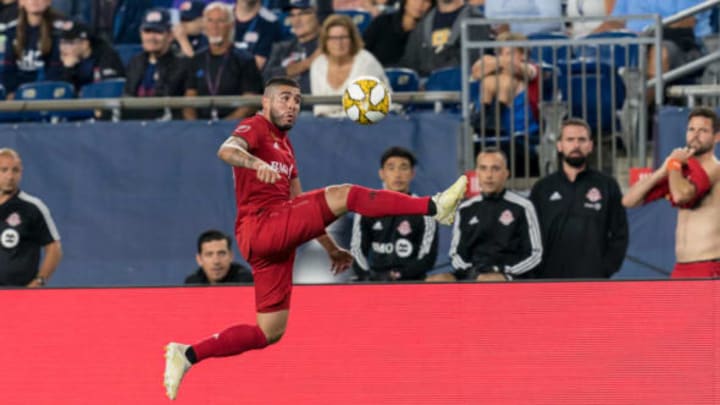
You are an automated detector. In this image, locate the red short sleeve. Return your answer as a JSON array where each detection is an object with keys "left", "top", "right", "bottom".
[
  {"left": 674, "top": 158, "right": 712, "bottom": 209},
  {"left": 232, "top": 120, "right": 259, "bottom": 149},
  {"left": 644, "top": 178, "right": 670, "bottom": 204}
]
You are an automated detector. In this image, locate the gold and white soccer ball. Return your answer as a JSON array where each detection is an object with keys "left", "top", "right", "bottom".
[{"left": 342, "top": 76, "right": 391, "bottom": 125}]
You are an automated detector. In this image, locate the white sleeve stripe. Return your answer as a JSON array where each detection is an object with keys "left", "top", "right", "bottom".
[
  {"left": 350, "top": 214, "right": 369, "bottom": 270},
  {"left": 503, "top": 192, "right": 542, "bottom": 275},
  {"left": 449, "top": 209, "right": 472, "bottom": 270},
  {"left": 417, "top": 216, "right": 436, "bottom": 259},
  {"left": 18, "top": 191, "right": 60, "bottom": 241}
]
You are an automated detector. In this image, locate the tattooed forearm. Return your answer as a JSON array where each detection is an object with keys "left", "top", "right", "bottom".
[{"left": 218, "top": 136, "right": 261, "bottom": 169}]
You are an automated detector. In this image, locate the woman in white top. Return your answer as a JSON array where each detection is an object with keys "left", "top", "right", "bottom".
[
  {"left": 566, "top": 0, "right": 616, "bottom": 37},
  {"left": 310, "top": 13, "right": 389, "bottom": 117}
]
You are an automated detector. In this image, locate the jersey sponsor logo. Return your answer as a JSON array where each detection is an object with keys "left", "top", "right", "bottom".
[
  {"left": 586, "top": 187, "right": 602, "bottom": 202},
  {"left": 584, "top": 202, "right": 602, "bottom": 211},
  {"left": 396, "top": 220, "right": 412, "bottom": 236},
  {"left": 499, "top": 209, "right": 514, "bottom": 226},
  {"left": 468, "top": 216, "right": 479, "bottom": 225},
  {"left": 1, "top": 228, "right": 19, "bottom": 249},
  {"left": 372, "top": 241, "right": 393, "bottom": 254},
  {"left": 269, "top": 161, "right": 293, "bottom": 177},
  {"left": 395, "top": 238, "right": 413, "bottom": 258},
  {"left": 550, "top": 191, "right": 562, "bottom": 201},
  {"left": 6, "top": 212, "right": 21, "bottom": 227},
  {"left": 372, "top": 221, "right": 383, "bottom": 231}
]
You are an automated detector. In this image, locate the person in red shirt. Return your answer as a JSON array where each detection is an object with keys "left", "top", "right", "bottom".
[{"left": 163, "top": 76, "right": 468, "bottom": 400}]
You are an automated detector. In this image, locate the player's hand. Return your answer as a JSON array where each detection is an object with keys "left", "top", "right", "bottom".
[
  {"left": 667, "top": 147, "right": 695, "bottom": 165},
  {"left": 253, "top": 162, "right": 281, "bottom": 183},
  {"left": 328, "top": 248, "right": 353, "bottom": 275}
]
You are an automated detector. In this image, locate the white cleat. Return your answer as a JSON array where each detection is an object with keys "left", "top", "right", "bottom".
[
  {"left": 432, "top": 175, "right": 467, "bottom": 225},
  {"left": 164, "top": 342, "right": 191, "bottom": 400}
]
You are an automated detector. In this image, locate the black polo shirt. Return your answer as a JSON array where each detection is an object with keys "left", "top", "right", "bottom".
[{"left": 0, "top": 190, "right": 60, "bottom": 286}]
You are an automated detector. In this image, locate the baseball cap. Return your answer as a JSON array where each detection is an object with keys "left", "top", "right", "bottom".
[
  {"left": 60, "top": 20, "right": 91, "bottom": 41},
  {"left": 283, "top": 0, "right": 317, "bottom": 11},
  {"left": 179, "top": 1, "right": 205, "bottom": 22},
  {"left": 141, "top": 8, "right": 172, "bottom": 32}
]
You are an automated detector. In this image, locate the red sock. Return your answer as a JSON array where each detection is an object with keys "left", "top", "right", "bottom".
[
  {"left": 347, "top": 185, "right": 431, "bottom": 217},
  {"left": 192, "top": 324, "right": 268, "bottom": 363}
]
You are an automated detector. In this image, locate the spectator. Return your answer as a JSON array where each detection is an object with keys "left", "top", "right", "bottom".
[
  {"left": 310, "top": 13, "right": 387, "bottom": 117},
  {"left": 484, "top": 0, "right": 563, "bottom": 36},
  {"left": 593, "top": 1, "right": 711, "bottom": 82},
  {"left": 171, "top": 0, "right": 233, "bottom": 7},
  {"left": 89, "top": 0, "right": 154, "bottom": 44},
  {"left": 529, "top": 118, "right": 628, "bottom": 279},
  {"left": 450, "top": 148, "right": 542, "bottom": 281},
  {"left": 233, "top": 0, "right": 284, "bottom": 70},
  {"left": 471, "top": 32, "right": 539, "bottom": 133},
  {"left": 172, "top": 0, "right": 209, "bottom": 57},
  {"left": 183, "top": 2, "right": 263, "bottom": 121},
  {"left": 0, "top": 0, "right": 64, "bottom": 96},
  {"left": 350, "top": 146, "right": 446, "bottom": 282},
  {"left": 363, "top": 0, "right": 434, "bottom": 67},
  {"left": 0, "top": 0, "right": 18, "bottom": 24},
  {"left": 0, "top": 148, "right": 62, "bottom": 288},
  {"left": 124, "top": 8, "right": 188, "bottom": 120},
  {"left": 566, "top": 0, "right": 615, "bottom": 38},
  {"left": 59, "top": 20, "right": 125, "bottom": 92},
  {"left": 185, "top": 230, "right": 253, "bottom": 284},
  {"left": 264, "top": 0, "right": 322, "bottom": 94},
  {"left": 398, "top": 0, "right": 490, "bottom": 78}
]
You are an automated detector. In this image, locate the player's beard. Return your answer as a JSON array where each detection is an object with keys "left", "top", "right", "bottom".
[
  {"left": 690, "top": 142, "right": 713, "bottom": 156},
  {"left": 562, "top": 153, "right": 587, "bottom": 168},
  {"left": 271, "top": 110, "right": 294, "bottom": 131}
]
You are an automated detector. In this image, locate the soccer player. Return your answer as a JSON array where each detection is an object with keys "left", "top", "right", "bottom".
[{"left": 163, "top": 76, "right": 467, "bottom": 399}]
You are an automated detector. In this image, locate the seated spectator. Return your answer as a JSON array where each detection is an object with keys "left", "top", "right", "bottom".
[
  {"left": 0, "top": 0, "right": 64, "bottom": 97},
  {"left": 566, "top": 0, "right": 614, "bottom": 38},
  {"left": 264, "top": 0, "right": 322, "bottom": 94},
  {"left": 363, "top": 0, "right": 434, "bottom": 67},
  {"left": 59, "top": 20, "right": 125, "bottom": 92},
  {"left": 351, "top": 146, "right": 447, "bottom": 282},
  {"left": 90, "top": 0, "right": 154, "bottom": 45},
  {"left": 484, "top": 0, "right": 563, "bottom": 36},
  {"left": 185, "top": 230, "right": 253, "bottom": 285},
  {"left": 450, "top": 148, "right": 542, "bottom": 281},
  {"left": 471, "top": 32, "right": 539, "bottom": 133},
  {"left": 0, "top": 0, "right": 18, "bottom": 24},
  {"left": 310, "top": 13, "right": 388, "bottom": 117},
  {"left": 233, "top": 0, "right": 284, "bottom": 70},
  {"left": 593, "top": 0, "right": 711, "bottom": 83},
  {"left": 124, "top": 8, "right": 188, "bottom": 120},
  {"left": 183, "top": 1, "right": 263, "bottom": 120},
  {"left": 172, "top": 0, "right": 209, "bottom": 57},
  {"left": 398, "top": 0, "right": 490, "bottom": 77}
]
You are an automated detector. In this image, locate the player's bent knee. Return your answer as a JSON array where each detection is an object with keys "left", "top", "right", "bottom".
[
  {"left": 426, "top": 273, "right": 456, "bottom": 282},
  {"left": 324, "top": 184, "right": 352, "bottom": 216}
]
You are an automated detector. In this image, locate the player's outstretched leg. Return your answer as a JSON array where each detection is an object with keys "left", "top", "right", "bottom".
[
  {"left": 164, "top": 342, "right": 192, "bottom": 400},
  {"left": 431, "top": 175, "right": 468, "bottom": 225}
]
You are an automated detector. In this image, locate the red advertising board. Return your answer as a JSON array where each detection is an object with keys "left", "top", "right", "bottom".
[{"left": 0, "top": 281, "right": 717, "bottom": 404}]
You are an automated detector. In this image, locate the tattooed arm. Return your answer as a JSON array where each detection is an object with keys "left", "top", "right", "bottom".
[{"left": 217, "top": 135, "right": 281, "bottom": 184}]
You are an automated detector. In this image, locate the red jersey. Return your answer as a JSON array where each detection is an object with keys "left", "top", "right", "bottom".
[{"left": 230, "top": 114, "right": 298, "bottom": 226}]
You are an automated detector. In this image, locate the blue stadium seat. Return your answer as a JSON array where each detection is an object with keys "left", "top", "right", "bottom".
[
  {"left": 13, "top": 81, "right": 92, "bottom": 122},
  {"left": 115, "top": 44, "right": 143, "bottom": 68},
  {"left": 384, "top": 67, "right": 420, "bottom": 92},
  {"left": 527, "top": 32, "right": 571, "bottom": 66},
  {"left": 80, "top": 78, "right": 126, "bottom": 98},
  {"left": 576, "top": 31, "right": 639, "bottom": 68},
  {"left": 335, "top": 9, "right": 373, "bottom": 33},
  {"left": 424, "top": 66, "right": 462, "bottom": 91}
]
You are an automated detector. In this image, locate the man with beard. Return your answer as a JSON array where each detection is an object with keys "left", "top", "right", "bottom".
[
  {"left": 529, "top": 118, "right": 628, "bottom": 279},
  {"left": 623, "top": 107, "right": 720, "bottom": 279},
  {"left": 182, "top": 2, "right": 263, "bottom": 121},
  {"left": 163, "top": 77, "right": 468, "bottom": 400}
]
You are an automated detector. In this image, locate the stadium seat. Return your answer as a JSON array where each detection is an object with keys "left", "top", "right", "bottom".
[
  {"left": 424, "top": 66, "right": 462, "bottom": 91},
  {"left": 80, "top": 78, "right": 126, "bottom": 98},
  {"left": 13, "top": 81, "right": 92, "bottom": 122},
  {"left": 115, "top": 44, "right": 143, "bottom": 68},
  {"left": 384, "top": 67, "right": 420, "bottom": 92},
  {"left": 527, "top": 32, "right": 571, "bottom": 66},
  {"left": 335, "top": 9, "right": 373, "bottom": 33},
  {"left": 576, "top": 31, "right": 639, "bottom": 69}
]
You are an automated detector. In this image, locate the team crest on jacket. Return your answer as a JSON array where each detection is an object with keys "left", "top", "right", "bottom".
[
  {"left": 397, "top": 220, "right": 412, "bottom": 236},
  {"left": 499, "top": 209, "right": 514, "bottom": 226},
  {"left": 586, "top": 187, "right": 602, "bottom": 202},
  {"left": 5, "top": 212, "right": 21, "bottom": 227}
]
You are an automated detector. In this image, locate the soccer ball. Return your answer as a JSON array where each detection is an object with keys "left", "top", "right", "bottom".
[{"left": 342, "top": 76, "right": 391, "bottom": 125}]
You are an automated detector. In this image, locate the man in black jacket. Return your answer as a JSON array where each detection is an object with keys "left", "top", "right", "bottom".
[
  {"left": 350, "top": 146, "right": 444, "bottom": 281},
  {"left": 185, "top": 230, "right": 253, "bottom": 285},
  {"left": 59, "top": 20, "right": 125, "bottom": 92},
  {"left": 123, "top": 8, "right": 187, "bottom": 120},
  {"left": 450, "top": 148, "right": 542, "bottom": 281},
  {"left": 529, "top": 118, "right": 628, "bottom": 279}
]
